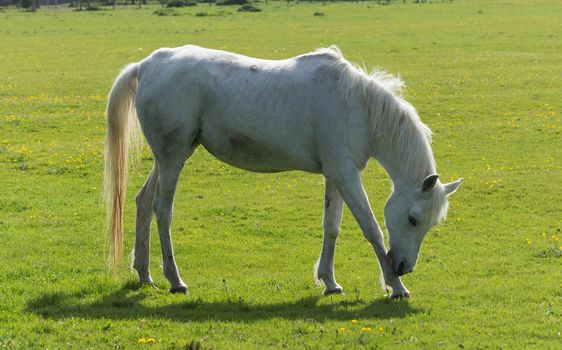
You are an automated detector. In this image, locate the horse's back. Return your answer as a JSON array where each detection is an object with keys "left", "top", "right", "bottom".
[{"left": 137, "top": 44, "right": 341, "bottom": 101}]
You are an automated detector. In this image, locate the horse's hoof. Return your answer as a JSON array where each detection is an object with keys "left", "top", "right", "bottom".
[
  {"left": 169, "top": 283, "right": 188, "bottom": 294},
  {"left": 390, "top": 291, "right": 410, "bottom": 299},
  {"left": 323, "top": 287, "right": 344, "bottom": 296}
]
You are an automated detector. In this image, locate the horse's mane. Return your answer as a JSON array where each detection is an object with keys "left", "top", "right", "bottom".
[
  {"left": 315, "top": 46, "right": 448, "bottom": 223},
  {"left": 316, "top": 46, "right": 436, "bottom": 184}
]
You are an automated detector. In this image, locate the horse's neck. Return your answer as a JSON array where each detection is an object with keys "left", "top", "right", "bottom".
[{"left": 373, "top": 132, "right": 436, "bottom": 187}]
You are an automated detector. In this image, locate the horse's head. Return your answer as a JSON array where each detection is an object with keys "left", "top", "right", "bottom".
[{"left": 384, "top": 174, "right": 463, "bottom": 276}]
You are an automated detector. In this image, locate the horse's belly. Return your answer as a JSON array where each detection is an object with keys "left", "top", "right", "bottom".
[{"left": 198, "top": 130, "right": 321, "bottom": 173}]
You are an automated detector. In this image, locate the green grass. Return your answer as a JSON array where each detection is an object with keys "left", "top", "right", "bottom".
[{"left": 0, "top": 1, "right": 560, "bottom": 348}]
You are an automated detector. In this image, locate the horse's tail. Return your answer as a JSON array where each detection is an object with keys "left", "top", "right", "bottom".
[{"left": 104, "top": 63, "right": 139, "bottom": 274}]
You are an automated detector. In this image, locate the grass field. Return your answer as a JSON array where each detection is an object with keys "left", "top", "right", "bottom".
[{"left": 0, "top": 0, "right": 560, "bottom": 348}]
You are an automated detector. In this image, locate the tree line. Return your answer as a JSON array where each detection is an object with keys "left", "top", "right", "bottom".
[{"left": 3, "top": 0, "right": 432, "bottom": 12}]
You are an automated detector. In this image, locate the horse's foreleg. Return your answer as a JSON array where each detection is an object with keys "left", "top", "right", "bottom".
[
  {"left": 133, "top": 163, "right": 159, "bottom": 285},
  {"left": 315, "top": 179, "right": 344, "bottom": 295},
  {"left": 326, "top": 165, "right": 410, "bottom": 299},
  {"left": 153, "top": 161, "right": 188, "bottom": 294}
]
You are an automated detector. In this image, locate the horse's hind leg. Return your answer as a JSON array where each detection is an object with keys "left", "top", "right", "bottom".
[
  {"left": 136, "top": 73, "right": 202, "bottom": 293},
  {"left": 153, "top": 156, "right": 191, "bottom": 293},
  {"left": 149, "top": 125, "right": 198, "bottom": 293},
  {"left": 133, "top": 163, "right": 159, "bottom": 285},
  {"left": 314, "top": 179, "right": 344, "bottom": 295}
]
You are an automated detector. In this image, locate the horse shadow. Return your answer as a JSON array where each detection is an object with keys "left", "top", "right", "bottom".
[{"left": 25, "top": 282, "right": 423, "bottom": 323}]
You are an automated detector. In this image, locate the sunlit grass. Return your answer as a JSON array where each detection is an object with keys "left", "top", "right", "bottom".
[{"left": 0, "top": 1, "right": 560, "bottom": 348}]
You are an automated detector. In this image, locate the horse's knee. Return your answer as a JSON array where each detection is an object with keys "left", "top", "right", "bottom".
[
  {"left": 324, "top": 226, "right": 340, "bottom": 241},
  {"left": 329, "top": 230, "right": 340, "bottom": 241}
]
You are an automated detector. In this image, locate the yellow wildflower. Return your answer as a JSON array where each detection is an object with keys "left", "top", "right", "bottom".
[
  {"left": 138, "top": 337, "right": 156, "bottom": 344},
  {"left": 17, "top": 146, "right": 32, "bottom": 154}
]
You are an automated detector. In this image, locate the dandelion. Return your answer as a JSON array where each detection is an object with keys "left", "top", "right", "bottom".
[
  {"left": 378, "top": 326, "right": 384, "bottom": 332},
  {"left": 17, "top": 146, "right": 32, "bottom": 154},
  {"left": 340, "top": 327, "right": 346, "bottom": 331},
  {"left": 137, "top": 337, "right": 156, "bottom": 344},
  {"left": 361, "top": 327, "right": 372, "bottom": 332},
  {"left": 552, "top": 235, "right": 559, "bottom": 241},
  {"left": 351, "top": 319, "right": 357, "bottom": 324}
]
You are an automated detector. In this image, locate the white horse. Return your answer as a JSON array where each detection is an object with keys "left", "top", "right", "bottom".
[{"left": 104, "top": 45, "right": 462, "bottom": 298}]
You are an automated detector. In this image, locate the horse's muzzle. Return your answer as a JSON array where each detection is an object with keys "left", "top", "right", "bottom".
[{"left": 387, "top": 250, "right": 413, "bottom": 277}]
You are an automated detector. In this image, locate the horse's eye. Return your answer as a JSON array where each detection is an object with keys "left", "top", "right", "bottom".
[{"left": 408, "top": 215, "right": 417, "bottom": 227}]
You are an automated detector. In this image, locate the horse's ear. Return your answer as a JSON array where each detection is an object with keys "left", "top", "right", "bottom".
[
  {"left": 444, "top": 178, "right": 463, "bottom": 197},
  {"left": 421, "top": 174, "right": 439, "bottom": 193}
]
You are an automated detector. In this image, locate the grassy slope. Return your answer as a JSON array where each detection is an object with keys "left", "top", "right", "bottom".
[{"left": 0, "top": 1, "right": 560, "bottom": 348}]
